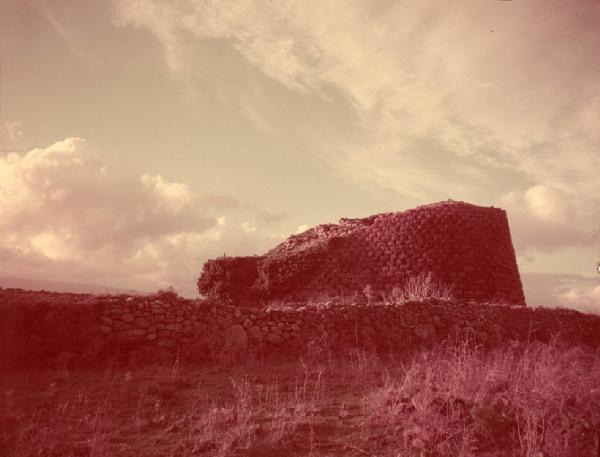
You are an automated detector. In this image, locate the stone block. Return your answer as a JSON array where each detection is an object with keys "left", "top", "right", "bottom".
[
  {"left": 99, "top": 324, "right": 112, "bottom": 334},
  {"left": 248, "top": 326, "right": 263, "bottom": 341},
  {"left": 225, "top": 324, "right": 248, "bottom": 349},
  {"left": 267, "top": 333, "right": 282, "bottom": 345},
  {"left": 124, "top": 329, "right": 146, "bottom": 338},
  {"left": 135, "top": 318, "right": 151, "bottom": 328},
  {"left": 114, "top": 321, "right": 130, "bottom": 331},
  {"left": 414, "top": 323, "right": 437, "bottom": 339}
]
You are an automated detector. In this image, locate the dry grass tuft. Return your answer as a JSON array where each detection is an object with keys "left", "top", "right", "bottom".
[{"left": 388, "top": 271, "right": 455, "bottom": 304}]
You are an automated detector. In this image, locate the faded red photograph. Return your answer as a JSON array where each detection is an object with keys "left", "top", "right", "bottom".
[{"left": 2, "top": 1, "right": 600, "bottom": 456}]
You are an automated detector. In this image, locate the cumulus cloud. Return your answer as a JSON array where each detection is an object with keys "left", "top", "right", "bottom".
[
  {"left": 500, "top": 184, "right": 597, "bottom": 253},
  {"left": 0, "top": 138, "right": 280, "bottom": 295},
  {"left": 112, "top": 0, "right": 600, "bottom": 253}
]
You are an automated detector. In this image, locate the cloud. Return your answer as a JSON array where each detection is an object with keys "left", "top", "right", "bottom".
[
  {"left": 0, "top": 137, "right": 214, "bottom": 252},
  {"left": 256, "top": 210, "right": 287, "bottom": 224},
  {"left": 35, "top": 2, "right": 91, "bottom": 67},
  {"left": 499, "top": 184, "right": 597, "bottom": 253},
  {"left": 525, "top": 185, "right": 573, "bottom": 223},
  {"left": 0, "top": 120, "right": 23, "bottom": 149},
  {"left": 522, "top": 272, "right": 600, "bottom": 314},
  {"left": 559, "top": 284, "right": 600, "bottom": 313},
  {"left": 112, "top": 0, "right": 600, "bottom": 253},
  {"left": 0, "top": 137, "right": 280, "bottom": 295}
]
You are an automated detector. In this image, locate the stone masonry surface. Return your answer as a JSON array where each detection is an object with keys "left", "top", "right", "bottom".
[
  {"left": 2, "top": 289, "right": 599, "bottom": 368},
  {"left": 197, "top": 200, "right": 526, "bottom": 306}
]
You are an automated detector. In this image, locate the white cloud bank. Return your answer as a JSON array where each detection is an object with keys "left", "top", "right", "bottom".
[{"left": 0, "top": 138, "right": 280, "bottom": 295}]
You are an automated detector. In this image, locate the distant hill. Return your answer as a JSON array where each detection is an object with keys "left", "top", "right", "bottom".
[{"left": 0, "top": 277, "right": 148, "bottom": 296}]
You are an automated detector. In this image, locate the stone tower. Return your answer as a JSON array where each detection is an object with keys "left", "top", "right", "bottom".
[{"left": 198, "top": 200, "right": 526, "bottom": 306}]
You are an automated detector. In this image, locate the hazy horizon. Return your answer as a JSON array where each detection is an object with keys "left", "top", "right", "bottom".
[{"left": 1, "top": 0, "right": 599, "bottom": 309}]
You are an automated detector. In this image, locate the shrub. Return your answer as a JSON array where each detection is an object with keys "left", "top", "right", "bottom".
[
  {"left": 391, "top": 271, "right": 454, "bottom": 304},
  {"left": 151, "top": 286, "right": 181, "bottom": 304}
]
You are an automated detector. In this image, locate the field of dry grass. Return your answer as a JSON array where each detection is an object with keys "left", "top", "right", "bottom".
[{"left": 3, "top": 336, "right": 600, "bottom": 457}]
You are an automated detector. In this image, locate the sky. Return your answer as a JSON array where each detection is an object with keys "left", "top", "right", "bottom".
[{"left": 1, "top": 0, "right": 599, "bottom": 309}]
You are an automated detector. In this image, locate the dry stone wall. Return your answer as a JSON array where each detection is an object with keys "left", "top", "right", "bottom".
[
  {"left": 90, "top": 297, "right": 600, "bottom": 352},
  {"left": 3, "top": 289, "right": 599, "bottom": 369},
  {"left": 198, "top": 200, "right": 526, "bottom": 306}
]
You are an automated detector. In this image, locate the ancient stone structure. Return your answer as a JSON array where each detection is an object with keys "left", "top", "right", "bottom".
[
  {"left": 198, "top": 200, "right": 526, "bottom": 306},
  {"left": 2, "top": 289, "right": 599, "bottom": 369}
]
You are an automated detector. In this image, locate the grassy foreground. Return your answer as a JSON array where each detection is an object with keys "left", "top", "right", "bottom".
[{"left": 2, "top": 338, "right": 600, "bottom": 457}]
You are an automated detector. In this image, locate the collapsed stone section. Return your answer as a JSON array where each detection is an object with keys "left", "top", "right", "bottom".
[{"left": 198, "top": 200, "right": 526, "bottom": 306}]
